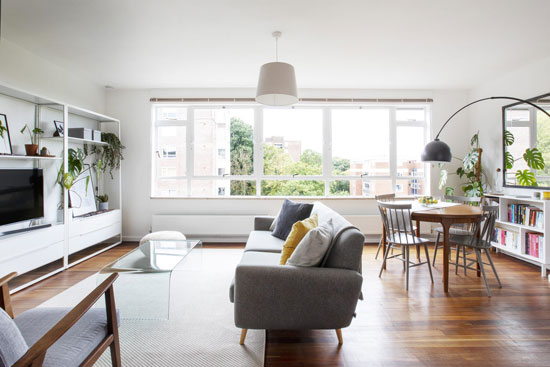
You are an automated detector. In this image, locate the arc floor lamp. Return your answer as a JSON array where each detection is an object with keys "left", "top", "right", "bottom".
[{"left": 421, "top": 96, "right": 550, "bottom": 163}]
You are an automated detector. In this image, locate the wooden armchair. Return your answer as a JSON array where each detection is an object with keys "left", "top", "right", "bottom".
[{"left": 0, "top": 272, "right": 121, "bottom": 367}]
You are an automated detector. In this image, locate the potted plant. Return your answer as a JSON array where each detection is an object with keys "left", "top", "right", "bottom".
[
  {"left": 20, "top": 124, "right": 44, "bottom": 156},
  {"left": 96, "top": 194, "right": 109, "bottom": 211},
  {"left": 88, "top": 132, "right": 125, "bottom": 178}
]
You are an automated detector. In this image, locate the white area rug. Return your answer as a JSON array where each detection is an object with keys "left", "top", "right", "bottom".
[{"left": 39, "top": 248, "right": 265, "bottom": 367}]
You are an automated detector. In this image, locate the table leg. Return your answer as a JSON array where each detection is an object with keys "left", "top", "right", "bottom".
[
  {"left": 442, "top": 219, "right": 451, "bottom": 293},
  {"left": 415, "top": 220, "right": 421, "bottom": 260}
]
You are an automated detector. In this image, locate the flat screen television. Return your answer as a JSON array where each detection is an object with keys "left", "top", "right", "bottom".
[{"left": 0, "top": 168, "right": 44, "bottom": 226}]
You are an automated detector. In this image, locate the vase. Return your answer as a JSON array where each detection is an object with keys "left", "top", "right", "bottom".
[{"left": 24, "top": 144, "right": 39, "bottom": 156}]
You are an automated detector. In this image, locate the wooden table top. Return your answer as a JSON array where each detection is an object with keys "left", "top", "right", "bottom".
[{"left": 412, "top": 203, "right": 483, "bottom": 219}]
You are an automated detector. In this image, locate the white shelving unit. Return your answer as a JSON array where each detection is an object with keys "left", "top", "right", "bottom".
[
  {"left": 485, "top": 194, "right": 549, "bottom": 277},
  {"left": 0, "top": 82, "right": 122, "bottom": 292}
]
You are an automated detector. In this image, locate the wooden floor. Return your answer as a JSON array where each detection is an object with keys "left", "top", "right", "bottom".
[{"left": 10, "top": 243, "right": 550, "bottom": 367}]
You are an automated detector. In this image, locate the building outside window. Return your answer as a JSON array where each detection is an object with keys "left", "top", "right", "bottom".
[{"left": 152, "top": 104, "right": 430, "bottom": 197}]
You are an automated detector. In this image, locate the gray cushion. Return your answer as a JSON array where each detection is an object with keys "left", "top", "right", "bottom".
[
  {"left": 287, "top": 219, "right": 334, "bottom": 267},
  {"left": 271, "top": 199, "right": 314, "bottom": 240},
  {"left": 0, "top": 308, "right": 28, "bottom": 367},
  {"left": 229, "top": 251, "right": 281, "bottom": 303},
  {"left": 15, "top": 308, "right": 117, "bottom": 367},
  {"left": 244, "top": 231, "right": 285, "bottom": 253}
]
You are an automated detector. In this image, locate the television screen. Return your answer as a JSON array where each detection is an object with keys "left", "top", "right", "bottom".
[{"left": 0, "top": 169, "right": 44, "bottom": 226}]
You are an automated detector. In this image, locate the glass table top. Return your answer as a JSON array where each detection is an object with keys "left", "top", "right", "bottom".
[{"left": 100, "top": 239, "right": 202, "bottom": 274}]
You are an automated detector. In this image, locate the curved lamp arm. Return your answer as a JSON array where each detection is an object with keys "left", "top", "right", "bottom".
[{"left": 435, "top": 96, "right": 550, "bottom": 140}]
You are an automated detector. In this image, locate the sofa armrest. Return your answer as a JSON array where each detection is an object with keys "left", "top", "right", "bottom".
[
  {"left": 254, "top": 216, "right": 275, "bottom": 231},
  {"left": 234, "top": 265, "right": 362, "bottom": 330}
]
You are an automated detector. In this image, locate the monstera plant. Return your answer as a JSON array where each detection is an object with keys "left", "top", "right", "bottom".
[
  {"left": 439, "top": 132, "right": 486, "bottom": 197},
  {"left": 504, "top": 130, "right": 545, "bottom": 186}
]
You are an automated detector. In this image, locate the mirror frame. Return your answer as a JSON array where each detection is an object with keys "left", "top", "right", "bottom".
[{"left": 502, "top": 92, "right": 550, "bottom": 189}]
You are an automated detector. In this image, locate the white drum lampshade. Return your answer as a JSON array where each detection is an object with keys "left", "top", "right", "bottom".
[{"left": 256, "top": 61, "right": 298, "bottom": 106}]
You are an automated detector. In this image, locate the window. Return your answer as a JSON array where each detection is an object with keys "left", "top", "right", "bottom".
[{"left": 152, "top": 104, "right": 430, "bottom": 197}]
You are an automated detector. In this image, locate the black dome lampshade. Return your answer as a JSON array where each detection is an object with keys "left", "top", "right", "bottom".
[{"left": 421, "top": 139, "right": 452, "bottom": 163}]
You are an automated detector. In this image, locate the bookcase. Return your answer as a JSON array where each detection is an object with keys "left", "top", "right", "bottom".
[{"left": 485, "top": 194, "right": 549, "bottom": 277}]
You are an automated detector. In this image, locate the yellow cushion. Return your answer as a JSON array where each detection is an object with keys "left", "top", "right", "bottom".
[{"left": 279, "top": 214, "right": 318, "bottom": 265}]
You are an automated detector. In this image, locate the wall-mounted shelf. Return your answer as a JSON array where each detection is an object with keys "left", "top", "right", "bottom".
[
  {"left": 41, "top": 136, "right": 108, "bottom": 146},
  {"left": 0, "top": 155, "right": 61, "bottom": 161}
]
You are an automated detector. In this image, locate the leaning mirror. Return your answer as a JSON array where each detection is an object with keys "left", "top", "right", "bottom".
[{"left": 503, "top": 93, "right": 550, "bottom": 188}]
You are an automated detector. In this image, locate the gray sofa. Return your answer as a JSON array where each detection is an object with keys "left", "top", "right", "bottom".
[{"left": 230, "top": 202, "right": 364, "bottom": 344}]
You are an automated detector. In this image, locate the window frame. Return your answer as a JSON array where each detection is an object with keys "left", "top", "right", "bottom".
[{"left": 151, "top": 103, "right": 430, "bottom": 198}]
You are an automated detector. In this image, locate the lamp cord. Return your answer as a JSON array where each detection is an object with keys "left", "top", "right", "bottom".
[
  {"left": 275, "top": 36, "right": 278, "bottom": 62},
  {"left": 435, "top": 96, "right": 550, "bottom": 140}
]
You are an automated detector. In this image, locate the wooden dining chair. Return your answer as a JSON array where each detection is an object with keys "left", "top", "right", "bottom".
[
  {"left": 0, "top": 272, "right": 121, "bottom": 367},
  {"left": 432, "top": 195, "right": 482, "bottom": 267},
  {"left": 377, "top": 201, "right": 433, "bottom": 290},
  {"left": 374, "top": 193, "right": 396, "bottom": 259},
  {"left": 450, "top": 205, "right": 502, "bottom": 296}
]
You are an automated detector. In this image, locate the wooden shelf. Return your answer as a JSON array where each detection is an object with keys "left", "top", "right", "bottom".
[
  {"left": 0, "top": 154, "right": 61, "bottom": 161},
  {"left": 495, "top": 220, "right": 544, "bottom": 233},
  {"left": 41, "top": 136, "right": 108, "bottom": 146}
]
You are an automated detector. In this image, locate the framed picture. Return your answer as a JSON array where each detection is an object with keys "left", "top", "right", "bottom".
[
  {"left": 0, "top": 114, "right": 12, "bottom": 155},
  {"left": 69, "top": 164, "right": 97, "bottom": 217},
  {"left": 53, "top": 120, "right": 64, "bottom": 137}
]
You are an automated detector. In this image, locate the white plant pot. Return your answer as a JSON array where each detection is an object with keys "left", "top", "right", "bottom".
[{"left": 98, "top": 202, "right": 109, "bottom": 211}]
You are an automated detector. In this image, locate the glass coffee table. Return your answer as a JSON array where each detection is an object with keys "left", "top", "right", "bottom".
[{"left": 98, "top": 239, "right": 202, "bottom": 319}]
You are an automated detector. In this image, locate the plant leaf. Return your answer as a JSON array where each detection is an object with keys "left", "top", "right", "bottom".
[
  {"left": 470, "top": 132, "right": 479, "bottom": 147},
  {"left": 439, "top": 169, "right": 448, "bottom": 189},
  {"left": 456, "top": 167, "right": 465, "bottom": 178},
  {"left": 515, "top": 169, "right": 537, "bottom": 186},
  {"left": 523, "top": 148, "right": 545, "bottom": 170},
  {"left": 504, "top": 151, "right": 514, "bottom": 170},
  {"left": 85, "top": 176, "right": 90, "bottom": 195},
  {"left": 463, "top": 150, "right": 479, "bottom": 170},
  {"left": 63, "top": 173, "right": 74, "bottom": 190},
  {"left": 504, "top": 130, "right": 515, "bottom": 146},
  {"left": 445, "top": 187, "right": 454, "bottom": 196}
]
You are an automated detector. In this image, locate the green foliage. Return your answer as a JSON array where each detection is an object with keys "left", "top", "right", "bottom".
[
  {"left": 57, "top": 148, "right": 85, "bottom": 191},
  {"left": 504, "top": 151, "right": 514, "bottom": 170},
  {"left": 0, "top": 121, "right": 6, "bottom": 138},
  {"left": 522, "top": 148, "right": 545, "bottom": 170},
  {"left": 515, "top": 169, "right": 537, "bottom": 186},
  {"left": 89, "top": 133, "right": 125, "bottom": 179},
  {"left": 462, "top": 181, "right": 482, "bottom": 197},
  {"left": 96, "top": 194, "right": 109, "bottom": 203},
  {"left": 20, "top": 124, "right": 44, "bottom": 145},
  {"left": 470, "top": 131, "right": 479, "bottom": 148},
  {"left": 229, "top": 118, "right": 255, "bottom": 195},
  {"left": 462, "top": 150, "right": 479, "bottom": 170},
  {"left": 445, "top": 187, "right": 454, "bottom": 196},
  {"left": 438, "top": 170, "right": 447, "bottom": 190},
  {"left": 504, "top": 130, "right": 515, "bottom": 146}
]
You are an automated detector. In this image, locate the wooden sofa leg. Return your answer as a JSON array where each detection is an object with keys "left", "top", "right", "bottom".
[
  {"left": 335, "top": 329, "right": 343, "bottom": 344},
  {"left": 240, "top": 329, "right": 248, "bottom": 345}
]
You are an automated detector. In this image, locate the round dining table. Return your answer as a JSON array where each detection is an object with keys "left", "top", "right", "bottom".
[{"left": 381, "top": 202, "right": 484, "bottom": 293}]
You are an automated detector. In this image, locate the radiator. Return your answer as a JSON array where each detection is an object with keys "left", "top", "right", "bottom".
[{"left": 151, "top": 214, "right": 383, "bottom": 242}]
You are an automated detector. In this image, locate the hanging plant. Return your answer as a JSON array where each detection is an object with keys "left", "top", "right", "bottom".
[{"left": 89, "top": 133, "right": 125, "bottom": 178}]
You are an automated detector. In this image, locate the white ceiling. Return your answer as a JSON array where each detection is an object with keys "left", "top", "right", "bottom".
[{"left": 4, "top": 0, "right": 550, "bottom": 90}]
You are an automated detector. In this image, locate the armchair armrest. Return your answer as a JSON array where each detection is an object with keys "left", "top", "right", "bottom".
[
  {"left": 234, "top": 265, "right": 362, "bottom": 330},
  {"left": 0, "top": 272, "right": 18, "bottom": 318},
  {"left": 254, "top": 216, "right": 275, "bottom": 231},
  {"left": 13, "top": 273, "right": 120, "bottom": 367}
]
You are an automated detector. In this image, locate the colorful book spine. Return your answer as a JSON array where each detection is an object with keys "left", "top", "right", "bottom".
[
  {"left": 525, "top": 232, "right": 544, "bottom": 258},
  {"left": 507, "top": 204, "right": 543, "bottom": 228}
]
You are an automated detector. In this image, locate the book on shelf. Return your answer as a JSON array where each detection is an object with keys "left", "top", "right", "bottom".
[
  {"left": 507, "top": 204, "right": 543, "bottom": 229},
  {"left": 525, "top": 232, "right": 543, "bottom": 259},
  {"left": 492, "top": 228, "right": 520, "bottom": 250}
]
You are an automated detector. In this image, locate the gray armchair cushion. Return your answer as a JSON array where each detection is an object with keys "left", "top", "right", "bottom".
[
  {"left": 230, "top": 251, "right": 281, "bottom": 303},
  {"left": 0, "top": 308, "right": 28, "bottom": 367},
  {"left": 244, "top": 231, "right": 285, "bottom": 253},
  {"left": 271, "top": 199, "right": 314, "bottom": 240},
  {"left": 15, "top": 308, "right": 118, "bottom": 367}
]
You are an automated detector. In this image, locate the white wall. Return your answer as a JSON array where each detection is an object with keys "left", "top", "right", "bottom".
[
  {"left": 468, "top": 56, "right": 550, "bottom": 195},
  {"left": 0, "top": 39, "right": 106, "bottom": 113},
  {"left": 106, "top": 88, "right": 470, "bottom": 241}
]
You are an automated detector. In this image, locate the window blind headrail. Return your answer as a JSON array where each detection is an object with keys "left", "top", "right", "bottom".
[{"left": 149, "top": 97, "right": 434, "bottom": 103}]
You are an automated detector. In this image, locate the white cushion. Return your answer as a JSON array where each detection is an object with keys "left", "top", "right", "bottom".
[
  {"left": 287, "top": 219, "right": 334, "bottom": 267},
  {"left": 0, "top": 308, "right": 28, "bottom": 367},
  {"left": 139, "top": 231, "right": 186, "bottom": 246}
]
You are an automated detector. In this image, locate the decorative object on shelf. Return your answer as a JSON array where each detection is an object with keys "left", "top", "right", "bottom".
[
  {"left": 53, "top": 120, "right": 64, "bottom": 137},
  {"left": 533, "top": 191, "right": 542, "bottom": 199},
  {"left": 88, "top": 132, "right": 125, "bottom": 179},
  {"left": 40, "top": 147, "right": 51, "bottom": 157},
  {"left": 68, "top": 127, "right": 93, "bottom": 140},
  {"left": 20, "top": 124, "right": 44, "bottom": 156},
  {"left": 503, "top": 129, "right": 546, "bottom": 186},
  {"left": 92, "top": 130, "right": 102, "bottom": 142},
  {"left": 543, "top": 191, "right": 550, "bottom": 200},
  {"left": 0, "top": 113, "right": 12, "bottom": 155},
  {"left": 494, "top": 168, "right": 503, "bottom": 193},
  {"left": 422, "top": 96, "right": 550, "bottom": 163},
  {"left": 255, "top": 31, "right": 298, "bottom": 106},
  {"left": 96, "top": 194, "right": 109, "bottom": 211},
  {"left": 69, "top": 164, "right": 97, "bottom": 216},
  {"left": 438, "top": 131, "right": 485, "bottom": 197}
]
